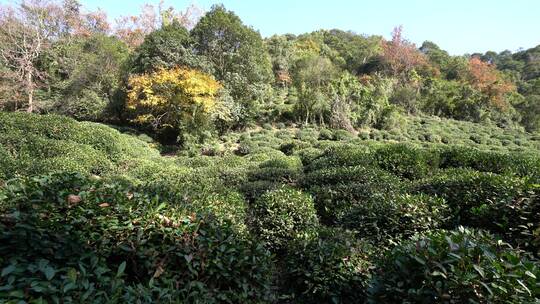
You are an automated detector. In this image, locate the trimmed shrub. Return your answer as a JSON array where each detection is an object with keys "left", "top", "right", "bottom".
[
  {"left": 473, "top": 186, "right": 540, "bottom": 256},
  {"left": 249, "top": 156, "right": 302, "bottom": 182},
  {"left": 0, "top": 113, "right": 160, "bottom": 179},
  {"left": 339, "top": 194, "right": 449, "bottom": 243},
  {"left": 303, "top": 166, "right": 407, "bottom": 224},
  {"left": 370, "top": 227, "right": 540, "bottom": 303},
  {"left": 282, "top": 227, "right": 373, "bottom": 304},
  {"left": 318, "top": 128, "right": 334, "bottom": 140},
  {"left": 295, "top": 128, "right": 319, "bottom": 142},
  {"left": 374, "top": 143, "right": 439, "bottom": 179},
  {"left": 294, "top": 147, "right": 323, "bottom": 167},
  {"left": 438, "top": 146, "right": 540, "bottom": 180},
  {"left": 249, "top": 186, "right": 318, "bottom": 251},
  {"left": 241, "top": 155, "right": 302, "bottom": 201},
  {"left": 414, "top": 169, "right": 529, "bottom": 227},
  {"left": 278, "top": 140, "right": 312, "bottom": 155},
  {"left": 306, "top": 146, "right": 374, "bottom": 172},
  {"left": 0, "top": 173, "right": 274, "bottom": 303},
  {"left": 332, "top": 129, "right": 355, "bottom": 141}
]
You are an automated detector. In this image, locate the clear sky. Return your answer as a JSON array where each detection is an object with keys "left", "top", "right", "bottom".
[{"left": 74, "top": 0, "right": 540, "bottom": 55}]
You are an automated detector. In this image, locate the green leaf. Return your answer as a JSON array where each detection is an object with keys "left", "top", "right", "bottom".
[
  {"left": 412, "top": 255, "right": 426, "bottom": 265},
  {"left": 479, "top": 281, "right": 493, "bottom": 296},
  {"left": 524, "top": 271, "right": 536, "bottom": 279},
  {"left": 43, "top": 266, "right": 56, "bottom": 281},
  {"left": 63, "top": 282, "right": 76, "bottom": 293},
  {"left": 9, "top": 290, "right": 24, "bottom": 298},
  {"left": 1, "top": 265, "right": 16, "bottom": 277},
  {"left": 116, "top": 261, "right": 126, "bottom": 277},
  {"left": 431, "top": 271, "right": 447, "bottom": 278},
  {"left": 473, "top": 264, "right": 485, "bottom": 278},
  {"left": 517, "top": 279, "right": 531, "bottom": 296}
]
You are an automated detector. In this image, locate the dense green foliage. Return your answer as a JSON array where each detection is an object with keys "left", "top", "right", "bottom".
[
  {"left": 1, "top": 113, "right": 540, "bottom": 303},
  {"left": 370, "top": 227, "right": 540, "bottom": 303},
  {"left": 0, "top": 173, "right": 273, "bottom": 303},
  {"left": 249, "top": 186, "right": 318, "bottom": 251},
  {"left": 0, "top": 0, "right": 539, "bottom": 302}
]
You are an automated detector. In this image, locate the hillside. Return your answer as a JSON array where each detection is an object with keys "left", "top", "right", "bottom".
[
  {"left": 1, "top": 113, "right": 539, "bottom": 303},
  {"left": 0, "top": 0, "right": 539, "bottom": 302}
]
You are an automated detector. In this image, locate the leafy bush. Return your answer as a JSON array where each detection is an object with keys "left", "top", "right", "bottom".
[
  {"left": 249, "top": 186, "right": 318, "bottom": 250},
  {"left": 282, "top": 227, "right": 373, "bottom": 304},
  {"left": 318, "top": 128, "right": 334, "bottom": 140},
  {"left": 414, "top": 169, "right": 529, "bottom": 227},
  {"left": 0, "top": 173, "right": 274, "bottom": 303},
  {"left": 438, "top": 146, "right": 540, "bottom": 180},
  {"left": 374, "top": 143, "right": 439, "bottom": 179},
  {"left": 369, "top": 227, "right": 540, "bottom": 303},
  {"left": 278, "top": 140, "right": 312, "bottom": 155},
  {"left": 0, "top": 113, "right": 160, "bottom": 179},
  {"left": 332, "top": 129, "right": 355, "bottom": 140},
  {"left": 303, "top": 165, "right": 407, "bottom": 224},
  {"left": 294, "top": 147, "right": 323, "bottom": 167},
  {"left": 306, "top": 145, "right": 374, "bottom": 172},
  {"left": 471, "top": 186, "right": 540, "bottom": 256},
  {"left": 295, "top": 128, "right": 319, "bottom": 142},
  {"left": 339, "top": 194, "right": 448, "bottom": 243},
  {"left": 241, "top": 155, "right": 303, "bottom": 200}
]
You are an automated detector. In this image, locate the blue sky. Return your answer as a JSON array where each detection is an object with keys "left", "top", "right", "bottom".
[{"left": 58, "top": 0, "right": 540, "bottom": 55}]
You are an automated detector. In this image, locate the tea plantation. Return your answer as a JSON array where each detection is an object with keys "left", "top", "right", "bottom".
[{"left": 1, "top": 113, "right": 540, "bottom": 303}]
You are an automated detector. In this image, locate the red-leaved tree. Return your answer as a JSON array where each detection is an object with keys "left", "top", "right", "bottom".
[{"left": 382, "top": 26, "right": 428, "bottom": 79}]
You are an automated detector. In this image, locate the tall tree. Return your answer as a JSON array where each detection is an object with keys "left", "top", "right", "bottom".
[
  {"left": 114, "top": 2, "right": 202, "bottom": 49},
  {"left": 126, "top": 67, "right": 223, "bottom": 142},
  {"left": 467, "top": 56, "right": 515, "bottom": 111},
  {"left": 292, "top": 55, "right": 338, "bottom": 124},
  {"left": 382, "top": 26, "right": 428, "bottom": 80},
  {"left": 191, "top": 5, "right": 272, "bottom": 108},
  {"left": 42, "top": 33, "right": 129, "bottom": 121},
  {"left": 129, "top": 20, "right": 210, "bottom": 74},
  {"left": 0, "top": 0, "right": 63, "bottom": 112}
]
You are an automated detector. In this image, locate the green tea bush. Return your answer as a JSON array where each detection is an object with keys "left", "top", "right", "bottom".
[
  {"left": 242, "top": 155, "right": 302, "bottom": 200},
  {"left": 438, "top": 146, "right": 540, "bottom": 180},
  {"left": 295, "top": 128, "right": 319, "bottom": 142},
  {"left": 249, "top": 155, "right": 302, "bottom": 182},
  {"left": 282, "top": 227, "right": 373, "bottom": 304},
  {"left": 249, "top": 186, "right": 318, "bottom": 250},
  {"left": 0, "top": 113, "right": 160, "bottom": 179},
  {"left": 332, "top": 129, "right": 355, "bottom": 141},
  {"left": 374, "top": 143, "right": 439, "bottom": 179},
  {"left": 339, "top": 194, "right": 448, "bottom": 243},
  {"left": 414, "top": 169, "right": 529, "bottom": 227},
  {"left": 358, "top": 130, "right": 370, "bottom": 140},
  {"left": 0, "top": 133, "right": 114, "bottom": 178},
  {"left": 294, "top": 147, "right": 323, "bottom": 166},
  {"left": 470, "top": 186, "right": 540, "bottom": 256},
  {"left": 0, "top": 173, "right": 274, "bottom": 303},
  {"left": 303, "top": 165, "right": 407, "bottom": 224},
  {"left": 306, "top": 145, "right": 374, "bottom": 172},
  {"left": 369, "top": 227, "right": 540, "bottom": 303},
  {"left": 318, "top": 128, "right": 334, "bottom": 140},
  {"left": 278, "top": 140, "right": 312, "bottom": 155}
]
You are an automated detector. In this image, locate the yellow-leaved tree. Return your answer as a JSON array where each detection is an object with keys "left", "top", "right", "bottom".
[{"left": 127, "top": 67, "right": 223, "bottom": 141}]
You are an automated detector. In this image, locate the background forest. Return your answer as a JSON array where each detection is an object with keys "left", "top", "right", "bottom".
[
  {"left": 1, "top": 0, "right": 539, "bottom": 144},
  {"left": 1, "top": 1, "right": 540, "bottom": 303}
]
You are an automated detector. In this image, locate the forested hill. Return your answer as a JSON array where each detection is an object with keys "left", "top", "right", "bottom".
[
  {"left": 0, "top": 2, "right": 539, "bottom": 144},
  {"left": 1, "top": 1, "right": 540, "bottom": 303}
]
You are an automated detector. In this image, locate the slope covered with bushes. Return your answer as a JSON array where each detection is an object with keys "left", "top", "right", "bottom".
[{"left": 1, "top": 113, "right": 540, "bottom": 303}]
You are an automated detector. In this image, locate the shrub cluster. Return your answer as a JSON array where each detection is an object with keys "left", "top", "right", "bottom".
[
  {"left": 282, "top": 227, "right": 373, "bottom": 304},
  {"left": 0, "top": 173, "right": 273, "bottom": 303},
  {"left": 249, "top": 186, "right": 318, "bottom": 251},
  {"left": 370, "top": 227, "right": 540, "bottom": 303}
]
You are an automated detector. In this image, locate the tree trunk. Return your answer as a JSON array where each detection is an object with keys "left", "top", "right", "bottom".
[{"left": 26, "top": 72, "right": 33, "bottom": 113}]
